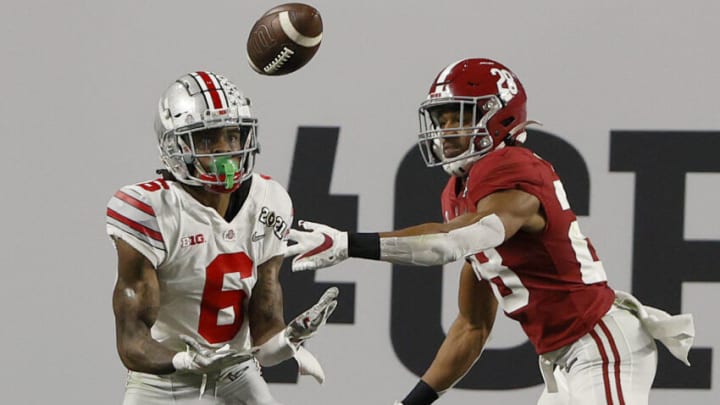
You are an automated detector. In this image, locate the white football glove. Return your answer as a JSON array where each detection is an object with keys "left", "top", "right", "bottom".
[
  {"left": 286, "top": 286, "right": 339, "bottom": 344},
  {"left": 172, "top": 335, "right": 248, "bottom": 374},
  {"left": 252, "top": 287, "right": 339, "bottom": 384},
  {"left": 285, "top": 220, "right": 348, "bottom": 271},
  {"left": 295, "top": 346, "right": 326, "bottom": 384},
  {"left": 393, "top": 402, "right": 404, "bottom": 405},
  {"left": 289, "top": 287, "right": 338, "bottom": 384}
]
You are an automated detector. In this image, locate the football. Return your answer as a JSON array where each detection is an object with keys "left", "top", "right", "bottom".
[{"left": 246, "top": 3, "right": 323, "bottom": 76}]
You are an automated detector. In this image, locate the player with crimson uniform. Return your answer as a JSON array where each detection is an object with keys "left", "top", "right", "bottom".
[
  {"left": 285, "top": 58, "right": 695, "bottom": 404},
  {"left": 443, "top": 145, "right": 616, "bottom": 356},
  {"left": 107, "top": 71, "right": 338, "bottom": 404}
]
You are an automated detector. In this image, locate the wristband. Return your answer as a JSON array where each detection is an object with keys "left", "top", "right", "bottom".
[
  {"left": 171, "top": 351, "right": 198, "bottom": 373},
  {"left": 253, "top": 330, "right": 297, "bottom": 366},
  {"left": 172, "top": 351, "right": 189, "bottom": 372},
  {"left": 402, "top": 380, "right": 439, "bottom": 405},
  {"left": 348, "top": 232, "right": 380, "bottom": 260}
]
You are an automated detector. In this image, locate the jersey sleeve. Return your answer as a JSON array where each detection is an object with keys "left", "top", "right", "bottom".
[
  {"left": 106, "top": 185, "right": 167, "bottom": 268},
  {"left": 255, "top": 179, "right": 294, "bottom": 265},
  {"left": 465, "top": 147, "right": 545, "bottom": 206}
]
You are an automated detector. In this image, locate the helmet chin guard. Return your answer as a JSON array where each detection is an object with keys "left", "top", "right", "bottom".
[
  {"left": 154, "top": 71, "right": 259, "bottom": 192},
  {"left": 441, "top": 140, "right": 487, "bottom": 177}
]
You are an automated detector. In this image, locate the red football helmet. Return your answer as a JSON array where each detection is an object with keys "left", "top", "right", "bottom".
[{"left": 417, "top": 58, "right": 531, "bottom": 176}]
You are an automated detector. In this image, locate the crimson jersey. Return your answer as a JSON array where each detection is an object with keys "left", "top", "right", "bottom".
[{"left": 441, "top": 147, "right": 615, "bottom": 354}]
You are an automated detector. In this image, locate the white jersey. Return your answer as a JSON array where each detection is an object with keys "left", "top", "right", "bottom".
[{"left": 106, "top": 174, "right": 293, "bottom": 355}]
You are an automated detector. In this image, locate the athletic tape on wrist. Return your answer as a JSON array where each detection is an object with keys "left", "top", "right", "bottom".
[
  {"left": 253, "top": 330, "right": 297, "bottom": 366},
  {"left": 379, "top": 214, "right": 505, "bottom": 266},
  {"left": 171, "top": 351, "right": 191, "bottom": 372}
]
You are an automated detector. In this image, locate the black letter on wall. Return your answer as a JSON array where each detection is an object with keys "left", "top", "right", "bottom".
[
  {"left": 264, "top": 127, "right": 357, "bottom": 382},
  {"left": 610, "top": 131, "right": 715, "bottom": 389}
]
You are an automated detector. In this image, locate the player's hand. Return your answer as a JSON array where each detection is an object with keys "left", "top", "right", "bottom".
[
  {"left": 285, "top": 220, "right": 348, "bottom": 271},
  {"left": 294, "top": 346, "right": 326, "bottom": 384},
  {"left": 172, "top": 335, "right": 247, "bottom": 374},
  {"left": 268, "top": 287, "right": 337, "bottom": 384},
  {"left": 393, "top": 402, "right": 404, "bottom": 405},
  {"left": 286, "top": 287, "right": 339, "bottom": 344}
]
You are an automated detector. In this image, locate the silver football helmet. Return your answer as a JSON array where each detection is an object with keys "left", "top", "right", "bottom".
[{"left": 154, "top": 71, "right": 258, "bottom": 193}]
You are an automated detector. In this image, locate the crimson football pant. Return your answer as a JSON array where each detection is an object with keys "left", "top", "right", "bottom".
[
  {"left": 122, "top": 359, "right": 282, "bottom": 405},
  {"left": 537, "top": 305, "right": 658, "bottom": 405}
]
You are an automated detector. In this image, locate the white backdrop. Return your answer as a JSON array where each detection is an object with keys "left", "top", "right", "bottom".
[{"left": 1, "top": 0, "right": 718, "bottom": 403}]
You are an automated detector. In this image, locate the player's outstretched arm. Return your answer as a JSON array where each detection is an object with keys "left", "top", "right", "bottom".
[
  {"left": 284, "top": 216, "right": 501, "bottom": 271},
  {"left": 397, "top": 264, "right": 498, "bottom": 405},
  {"left": 112, "top": 238, "right": 181, "bottom": 374},
  {"left": 287, "top": 189, "right": 543, "bottom": 271}
]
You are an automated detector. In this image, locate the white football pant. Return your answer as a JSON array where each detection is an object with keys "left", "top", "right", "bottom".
[
  {"left": 122, "top": 359, "right": 283, "bottom": 405},
  {"left": 537, "top": 305, "right": 658, "bottom": 405}
]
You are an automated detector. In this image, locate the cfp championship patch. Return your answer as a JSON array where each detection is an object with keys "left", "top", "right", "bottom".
[{"left": 258, "top": 207, "right": 288, "bottom": 240}]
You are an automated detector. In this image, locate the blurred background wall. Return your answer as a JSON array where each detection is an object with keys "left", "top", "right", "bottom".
[{"left": 1, "top": 1, "right": 718, "bottom": 403}]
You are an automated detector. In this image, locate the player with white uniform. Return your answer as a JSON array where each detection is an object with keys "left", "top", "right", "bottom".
[
  {"left": 108, "top": 71, "right": 337, "bottom": 404},
  {"left": 284, "top": 59, "right": 695, "bottom": 405}
]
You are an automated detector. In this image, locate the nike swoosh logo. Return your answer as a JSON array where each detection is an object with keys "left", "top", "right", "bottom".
[
  {"left": 297, "top": 233, "right": 333, "bottom": 260},
  {"left": 251, "top": 232, "right": 265, "bottom": 242}
]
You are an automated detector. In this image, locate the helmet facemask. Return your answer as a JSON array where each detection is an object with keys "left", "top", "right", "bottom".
[
  {"left": 158, "top": 112, "right": 258, "bottom": 193},
  {"left": 417, "top": 95, "right": 501, "bottom": 176}
]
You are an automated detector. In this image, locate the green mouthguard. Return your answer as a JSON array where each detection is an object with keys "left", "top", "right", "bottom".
[{"left": 211, "top": 157, "right": 238, "bottom": 189}]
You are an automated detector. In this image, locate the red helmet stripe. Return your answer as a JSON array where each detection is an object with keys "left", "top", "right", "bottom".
[{"left": 194, "top": 71, "right": 224, "bottom": 109}]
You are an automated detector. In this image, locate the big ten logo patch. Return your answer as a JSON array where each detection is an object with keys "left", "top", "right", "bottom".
[
  {"left": 181, "top": 233, "right": 205, "bottom": 247},
  {"left": 258, "top": 207, "right": 288, "bottom": 240}
]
